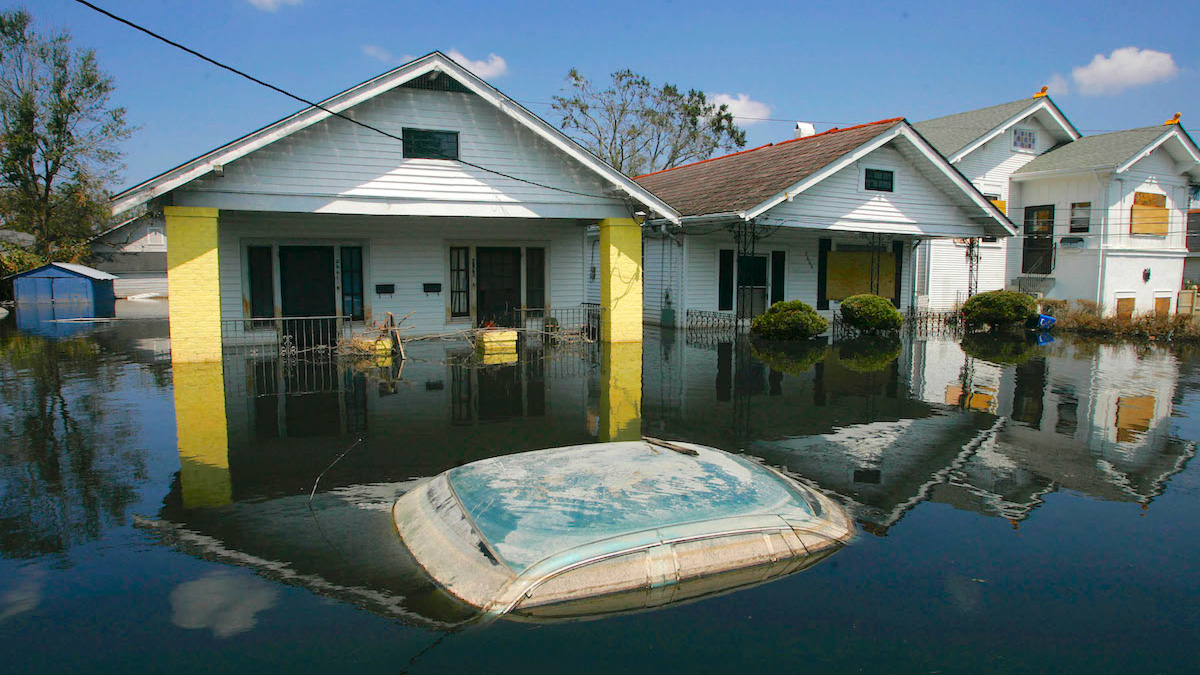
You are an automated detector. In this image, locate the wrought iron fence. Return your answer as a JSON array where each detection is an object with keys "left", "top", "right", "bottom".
[
  {"left": 685, "top": 309, "right": 738, "bottom": 332},
  {"left": 220, "top": 316, "right": 355, "bottom": 361},
  {"left": 500, "top": 306, "right": 603, "bottom": 342},
  {"left": 905, "top": 309, "right": 963, "bottom": 337}
]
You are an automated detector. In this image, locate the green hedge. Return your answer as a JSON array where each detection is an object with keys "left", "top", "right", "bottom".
[
  {"left": 835, "top": 334, "right": 902, "bottom": 373},
  {"left": 961, "top": 290, "right": 1037, "bottom": 331},
  {"left": 750, "top": 300, "right": 827, "bottom": 340},
  {"left": 840, "top": 294, "right": 903, "bottom": 332},
  {"left": 960, "top": 332, "right": 1038, "bottom": 364}
]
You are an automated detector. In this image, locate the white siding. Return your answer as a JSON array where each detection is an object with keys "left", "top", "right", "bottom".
[
  {"left": 769, "top": 145, "right": 985, "bottom": 237},
  {"left": 954, "top": 117, "right": 1056, "bottom": 202},
  {"left": 1109, "top": 146, "right": 1190, "bottom": 252},
  {"left": 179, "top": 87, "right": 631, "bottom": 220},
  {"left": 216, "top": 213, "right": 586, "bottom": 335},
  {"left": 94, "top": 216, "right": 167, "bottom": 253},
  {"left": 113, "top": 273, "right": 169, "bottom": 297},
  {"left": 643, "top": 233, "right": 684, "bottom": 325}
]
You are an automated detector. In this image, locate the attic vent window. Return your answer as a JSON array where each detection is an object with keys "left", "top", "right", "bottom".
[
  {"left": 403, "top": 128, "right": 459, "bottom": 160},
  {"left": 864, "top": 168, "right": 894, "bottom": 192},
  {"left": 1013, "top": 128, "right": 1036, "bottom": 152}
]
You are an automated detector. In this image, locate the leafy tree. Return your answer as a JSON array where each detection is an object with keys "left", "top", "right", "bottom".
[
  {"left": 552, "top": 68, "right": 746, "bottom": 176},
  {"left": 0, "top": 8, "right": 131, "bottom": 256}
]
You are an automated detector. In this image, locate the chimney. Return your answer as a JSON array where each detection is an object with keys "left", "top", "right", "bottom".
[{"left": 794, "top": 122, "right": 817, "bottom": 139}]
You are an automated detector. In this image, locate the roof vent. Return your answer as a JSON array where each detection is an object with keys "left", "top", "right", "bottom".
[
  {"left": 794, "top": 122, "right": 817, "bottom": 139},
  {"left": 1165, "top": 112, "right": 1182, "bottom": 126}
]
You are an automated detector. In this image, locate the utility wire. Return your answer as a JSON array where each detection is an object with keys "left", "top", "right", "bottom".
[{"left": 72, "top": 0, "right": 621, "bottom": 202}]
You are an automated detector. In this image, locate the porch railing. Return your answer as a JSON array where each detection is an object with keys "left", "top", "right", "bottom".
[
  {"left": 685, "top": 309, "right": 739, "bottom": 332},
  {"left": 904, "top": 309, "right": 963, "bottom": 337},
  {"left": 220, "top": 316, "right": 354, "bottom": 360},
  {"left": 500, "top": 306, "right": 603, "bottom": 341}
]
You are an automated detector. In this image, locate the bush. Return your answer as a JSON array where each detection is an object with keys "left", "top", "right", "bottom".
[
  {"left": 750, "top": 339, "right": 830, "bottom": 375},
  {"left": 961, "top": 332, "right": 1038, "bottom": 364},
  {"left": 840, "top": 294, "right": 903, "bottom": 332},
  {"left": 751, "top": 300, "right": 827, "bottom": 340},
  {"left": 960, "top": 290, "right": 1037, "bottom": 331},
  {"left": 1038, "top": 298, "right": 1069, "bottom": 318},
  {"left": 834, "top": 334, "right": 902, "bottom": 373}
]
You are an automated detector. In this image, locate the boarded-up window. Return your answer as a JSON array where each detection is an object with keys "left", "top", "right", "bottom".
[
  {"left": 984, "top": 194, "right": 1007, "bottom": 214},
  {"left": 1116, "top": 395, "right": 1155, "bottom": 443},
  {"left": 1155, "top": 296, "right": 1171, "bottom": 317},
  {"left": 945, "top": 385, "right": 996, "bottom": 413},
  {"left": 1130, "top": 192, "right": 1168, "bottom": 236},
  {"left": 826, "top": 251, "right": 895, "bottom": 301},
  {"left": 1116, "top": 297, "right": 1135, "bottom": 319}
]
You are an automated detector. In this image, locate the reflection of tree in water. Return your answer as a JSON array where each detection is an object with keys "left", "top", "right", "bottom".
[{"left": 0, "top": 332, "right": 145, "bottom": 560}]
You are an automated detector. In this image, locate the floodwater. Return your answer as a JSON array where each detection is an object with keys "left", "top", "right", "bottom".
[{"left": 2, "top": 306, "right": 1198, "bottom": 674}]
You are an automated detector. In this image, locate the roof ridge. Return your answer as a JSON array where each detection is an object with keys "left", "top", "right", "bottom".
[{"left": 634, "top": 117, "right": 905, "bottom": 180}]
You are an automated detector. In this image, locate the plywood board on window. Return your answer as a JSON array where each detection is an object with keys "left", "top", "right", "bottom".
[
  {"left": 1130, "top": 192, "right": 1168, "bottom": 236},
  {"left": 1116, "top": 297, "right": 1135, "bottom": 319},
  {"left": 1116, "top": 395, "right": 1155, "bottom": 443},
  {"left": 826, "top": 251, "right": 895, "bottom": 301},
  {"left": 1155, "top": 296, "right": 1171, "bottom": 317}
]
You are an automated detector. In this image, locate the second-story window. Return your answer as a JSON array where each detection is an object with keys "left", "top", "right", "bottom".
[
  {"left": 403, "top": 128, "right": 459, "bottom": 160},
  {"left": 1013, "top": 128, "right": 1036, "bottom": 152},
  {"left": 864, "top": 168, "right": 894, "bottom": 192},
  {"left": 1070, "top": 202, "right": 1092, "bottom": 233}
]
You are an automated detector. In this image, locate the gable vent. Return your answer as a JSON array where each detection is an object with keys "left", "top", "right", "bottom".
[{"left": 400, "top": 71, "right": 473, "bottom": 94}]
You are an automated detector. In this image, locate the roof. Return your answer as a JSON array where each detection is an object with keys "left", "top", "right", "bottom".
[
  {"left": 110, "top": 52, "right": 680, "bottom": 224},
  {"left": 633, "top": 119, "right": 903, "bottom": 217},
  {"left": 4, "top": 262, "right": 118, "bottom": 281},
  {"left": 914, "top": 98, "right": 1039, "bottom": 158},
  {"left": 445, "top": 440, "right": 817, "bottom": 573},
  {"left": 913, "top": 95, "right": 1081, "bottom": 162},
  {"left": 1014, "top": 124, "right": 1197, "bottom": 176}
]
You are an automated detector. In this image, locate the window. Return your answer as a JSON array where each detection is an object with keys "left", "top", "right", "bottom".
[
  {"left": 770, "top": 250, "right": 786, "bottom": 306},
  {"left": 1130, "top": 192, "right": 1168, "bottom": 236},
  {"left": 1070, "top": 202, "right": 1091, "bottom": 233},
  {"left": 247, "top": 246, "right": 275, "bottom": 319},
  {"left": 340, "top": 246, "right": 364, "bottom": 321},
  {"left": 718, "top": 249, "right": 734, "bottom": 311},
  {"left": 450, "top": 247, "right": 470, "bottom": 317},
  {"left": 525, "top": 247, "right": 545, "bottom": 313},
  {"left": 864, "top": 168, "right": 894, "bottom": 192},
  {"left": 1022, "top": 205, "right": 1055, "bottom": 274},
  {"left": 1013, "top": 128, "right": 1036, "bottom": 152},
  {"left": 403, "top": 128, "right": 459, "bottom": 160}
]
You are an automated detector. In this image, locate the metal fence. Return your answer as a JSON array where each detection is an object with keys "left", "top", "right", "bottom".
[
  {"left": 905, "top": 310, "right": 963, "bottom": 337},
  {"left": 220, "top": 316, "right": 355, "bottom": 361},
  {"left": 500, "top": 306, "right": 603, "bottom": 342},
  {"left": 685, "top": 309, "right": 739, "bottom": 332}
]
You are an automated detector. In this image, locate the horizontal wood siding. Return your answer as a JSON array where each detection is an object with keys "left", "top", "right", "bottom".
[
  {"left": 643, "top": 234, "right": 683, "bottom": 324},
  {"left": 217, "top": 213, "right": 585, "bottom": 335},
  {"left": 920, "top": 239, "right": 1008, "bottom": 310},
  {"left": 954, "top": 117, "right": 1055, "bottom": 201}
]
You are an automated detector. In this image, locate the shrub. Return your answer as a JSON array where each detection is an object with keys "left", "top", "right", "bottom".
[
  {"left": 961, "top": 332, "right": 1038, "bottom": 364},
  {"left": 840, "top": 294, "right": 903, "bottom": 332},
  {"left": 751, "top": 300, "right": 827, "bottom": 340},
  {"left": 750, "top": 339, "right": 829, "bottom": 375},
  {"left": 960, "top": 290, "right": 1037, "bottom": 331},
  {"left": 1038, "top": 298, "right": 1069, "bottom": 318},
  {"left": 834, "top": 334, "right": 902, "bottom": 373}
]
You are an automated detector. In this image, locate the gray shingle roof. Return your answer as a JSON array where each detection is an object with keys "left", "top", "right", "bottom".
[
  {"left": 633, "top": 119, "right": 903, "bottom": 217},
  {"left": 1013, "top": 125, "right": 1170, "bottom": 175},
  {"left": 913, "top": 98, "right": 1037, "bottom": 157}
]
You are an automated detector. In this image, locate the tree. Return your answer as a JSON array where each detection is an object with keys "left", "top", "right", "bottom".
[
  {"left": 0, "top": 9, "right": 131, "bottom": 256},
  {"left": 552, "top": 69, "right": 746, "bottom": 176}
]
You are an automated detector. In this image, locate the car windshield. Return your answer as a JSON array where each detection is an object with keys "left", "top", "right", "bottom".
[{"left": 445, "top": 441, "right": 814, "bottom": 573}]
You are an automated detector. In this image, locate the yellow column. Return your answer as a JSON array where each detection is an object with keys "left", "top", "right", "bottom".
[
  {"left": 600, "top": 341, "right": 642, "bottom": 441},
  {"left": 599, "top": 217, "right": 642, "bottom": 343},
  {"left": 165, "top": 206, "right": 222, "bottom": 362},
  {"left": 173, "top": 361, "right": 231, "bottom": 508}
]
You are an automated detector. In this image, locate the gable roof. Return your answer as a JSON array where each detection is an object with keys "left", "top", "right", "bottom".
[
  {"left": 110, "top": 52, "right": 680, "bottom": 223},
  {"left": 914, "top": 95, "right": 1080, "bottom": 162},
  {"left": 633, "top": 118, "right": 1014, "bottom": 235},
  {"left": 634, "top": 119, "right": 903, "bottom": 217},
  {"left": 1013, "top": 123, "right": 1200, "bottom": 179},
  {"left": 5, "top": 262, "right": 117, "bottom": 281}
]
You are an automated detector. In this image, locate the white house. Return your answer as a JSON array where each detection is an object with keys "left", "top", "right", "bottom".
[
  {"left": 90, "top": 214, "right": 169, "bottom": 297},
  {"left": 632, "top": 118, "right": 1013, "bottom": 325},
  {"left": 913, "top": 92, "right": 1080, "bottom": 309},
  {"left": 107, "top": 52, "right": 678, "bottom": 360},
  {"left": 915, "top": 94, "right": 1200, "bottom": 316}
]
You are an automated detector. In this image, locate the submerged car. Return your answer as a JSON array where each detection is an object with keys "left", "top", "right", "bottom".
[{"left": 393, "top": 439, "right": 855, "bottom": 622}]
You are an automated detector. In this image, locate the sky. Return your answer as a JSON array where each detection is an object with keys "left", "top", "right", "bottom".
[{"left": 30, "top": 0, "right": 1200, "bottom": 190}]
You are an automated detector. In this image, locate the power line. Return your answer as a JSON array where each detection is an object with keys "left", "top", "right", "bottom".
[{"left": 72, "top": 0, "right": 621, "bottom": 202}]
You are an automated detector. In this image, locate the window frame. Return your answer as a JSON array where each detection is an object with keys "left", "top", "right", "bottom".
[
  {"left": 1069, "top": 202, "right": 1092, "bottom": 234},
  {"left": 861, "top": 167, "right": 895, "bottom": 193},
  {"left": 1130, "top": 191, "right": 1168, "bottom": 237},
  {"left": 443, "top": 241, "right": 552, "bottom": 324},
  {"left": 1012, "top": 127, "right": 1037, "bottom": 153},
  {"left": 402, "top": 127, "right": 460, "bottom": 160},
  {"left": 240, "top": 238, "right": 369, "bottom": 324}
]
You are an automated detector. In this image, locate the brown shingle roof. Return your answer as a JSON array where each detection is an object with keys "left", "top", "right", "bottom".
[{"left": 633, "top": 118, "right": 905, "bottom": 217}]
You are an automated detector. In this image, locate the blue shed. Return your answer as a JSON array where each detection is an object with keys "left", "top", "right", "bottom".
[{"left": 6, "top": 263, "right": 117, "bottom": 316}]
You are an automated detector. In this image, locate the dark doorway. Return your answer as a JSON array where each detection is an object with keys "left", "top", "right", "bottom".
[
  {"left": 278, "top": 246, "right": 337, "bottom": 349},
  {"left": 476, "top": 247, "right": 521, "bottom": 326},
  {"left": 1022, "top": 206, "right": 1055, "bottom": 274}
]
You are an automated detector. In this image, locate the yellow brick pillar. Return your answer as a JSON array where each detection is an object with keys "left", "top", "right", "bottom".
[
  {"left": 599, "top": 218, "right": 642, "bottom": 343},
  {"left": 600, "top": 341, "right": 642, "bottom": 441},
  {"left": 173, "top": 361, "right": 231, "bottom": 509},
  {"left": 165, "top": 206, "right": 222, "bottom": 362}
]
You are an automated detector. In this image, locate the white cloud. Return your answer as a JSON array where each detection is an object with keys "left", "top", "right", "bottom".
[
  {"left": 1071, "top": 47, "right": 1179, "bottom": 95},
  {"left": 171, "top": 570, "right": 279, "bottom": 639},
  {"left": 362, "top": 44, "right": 398, "bottom": 64},
  {"left": 248, "top": 0, "right": 302, "bottom": 11},
  {"left": 710, "top": 93, "right": 772, "bottom": 125},
  {"left": 1047, "top": 73, "right": 1070, "bottom": 96},
  {"left": 446, "top": 50, "right": 508, "bottom": 79}
]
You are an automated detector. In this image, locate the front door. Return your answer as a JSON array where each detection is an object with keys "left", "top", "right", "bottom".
[
  {"left": 278, "top": 246, "right": 337, "bottom": 349},
  {"left": 1022, "top": 205, "right": 1055, "bottom": 274},
  {"left": 737, "top": 254, "right": 768, "bottom": 318},
  {"left": 475, "top": 247, "right": 522, "bottom": 326}
]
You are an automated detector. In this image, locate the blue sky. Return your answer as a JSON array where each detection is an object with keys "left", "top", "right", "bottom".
[{"left": 34, "top": 0, "right": 1200, "bottom": 189}]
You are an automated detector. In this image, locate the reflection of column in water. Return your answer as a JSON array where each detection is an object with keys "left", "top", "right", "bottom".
[
  {"left": 174, "top": 361, "right": 231, "bottom": 508},
  {"left": 600, "top": 341, "right": 642, "bottom": 441}
]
